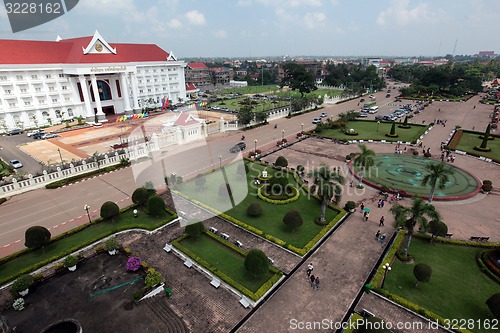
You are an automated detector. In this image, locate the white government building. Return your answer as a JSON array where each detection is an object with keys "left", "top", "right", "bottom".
[{"left": 0, "top": 31, "right": 188, "bottom": 131}]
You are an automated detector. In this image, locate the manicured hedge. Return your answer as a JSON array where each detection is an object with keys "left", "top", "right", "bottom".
[
  {"left": 257, "top": 185, "right": 300, "bottom": 204},
  {"left": 172, "top": 232, "right": 282, "bottom": 301},
  {"left": 45, "top": 165, "right": 124, "bottom": 189}
]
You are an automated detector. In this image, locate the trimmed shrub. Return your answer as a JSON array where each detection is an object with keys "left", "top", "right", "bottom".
[
  {"left": 427, "top": 220, "right": 448, "bottom": 241},
  {"left": 486, "top": 293, "right": 500, "bottom": 319},
  {"left": 275, "top": 156, "right": 288, "bottom": 168},
  {"left": 63, "top": 255, "right": 78, "bottom": 268},
  {"left": 283, "top": 210, "right": 303, "bottom": 232},
  {"left": 144, "top": 268, "right": 163, "bottom": 289},
  {"left": 413, "top": 150, "right": 419, "bottom": 156},
  {"left": 423, "top": 152, "right": 432, "bottom": 158},
  {"left": 12, "top": 274, "right": 34, "bottom": 293},
  {"left": 296, "top": 164, "right": 305, "bottom": 172},
  {"left": 247, "top": 203, "right": 262, "bottom": 217},
  {"left": 483, "top": 180, "right": 492, "bottom": 186},
  {"left": 185, "top": 222, "right": 205, "bottom": 239},
  {"left": 24, "top": 226, "right": 51, "bottom": 250},
  {"left": 482, "top": 183, "right": 492, "bottom": 192},
  {"left": 344, "top": 201, "right": 356, "bottom": 211},
  {"left": 244, "top": 249, "right": 270, "bottom": 278},
  {"left": 194, "top": 174, "right": 207, "bottom": 190},
  {"left": 104, "top": 237, "right": 121, "bottom": 252},
  {"left": 147, "top": 195, "right": 166, "bottom": 218},
  {"left": 131, "top": 187, "right": 149, "bottom": 206},
  {"left": 100, "top": 201, "right": 119, "bottom": 221},
  {"left": 413, "top": 263, "right": 432, "bottom": 286}
]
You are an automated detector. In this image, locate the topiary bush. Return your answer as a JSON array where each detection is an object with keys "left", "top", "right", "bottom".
[
  {"left": 483, "top": 180, "right": 492, "bottom": 186},
  {"left": 283, "top": 210, "right": 303, "bottom": 232},
  {"left": 423, "top": 152, "right": 432, "bottom": 158},
  {"left": 413, "top": 263, "right": 432, "bottom": 287},
  {"left": 100, "top": 201, "right": 120, "bottom": 221},
  {"left": 131, "top": 187, "right": 150, "bottom": 206},
  {"left": 63, "top": 255, "right": 78, "bottom": 268},
  {"left": 482, "top": 183, "right": 493, "bottom": 192},
  {"left": 185, "top": 222, "right": 205, "bottom": 239},
  {"left": 344, "top": 201, "right": 356, "bottom": 211},
  {"left": 147, "top": 195, "right": 166, "bottom": 218},
  {"left": 244, "top": 249, "right": 270, "bottom": 278},
  {"left": 413, "top": 150, "right": 419, "bottom": 156},
  {"left": 24, "top": 226, "right": 51, "bottom": 250},
  {"left": 247, "top": 203, "right": 262, "bottom": 217},
  {"left": 275, "top": 156, "right": 288, "bottom": 168},
  {"left": 12, "top": 274, "right": 34, "bottom": 294}
]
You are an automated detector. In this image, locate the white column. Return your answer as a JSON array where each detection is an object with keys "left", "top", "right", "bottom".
[
  {"left": 120, "top": 73, "right": 132, "bottom": 112},
  {"left": 130, "top": 72, "right": 140, "bottom": 111},
  {"left": 78, "top": 75, "right": 93, "bottom": 119},
  {"left": 90, "top": 74, "right": 104, "bottom": 117}
]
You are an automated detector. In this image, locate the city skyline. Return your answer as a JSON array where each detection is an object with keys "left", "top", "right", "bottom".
[{"left": 0, "top": 0, "right": 499, "bottom": 58}]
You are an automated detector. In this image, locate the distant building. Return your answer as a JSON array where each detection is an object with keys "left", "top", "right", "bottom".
[
  {"left": 477, "top": 51, "right": 495, "bottom": 58},
  {"left": 185, "top": 62, "right": 212, "bottom": 87},
  {"left": 0, "top": 31, "right": 187, "bottom": 130},
  {"left": 362, "top": 58, "right": 383, "bottom": 67}
]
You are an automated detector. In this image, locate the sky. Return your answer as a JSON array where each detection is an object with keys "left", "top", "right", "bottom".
[{"left": 0, "top": 0, "right": 499, "bottom": 58}]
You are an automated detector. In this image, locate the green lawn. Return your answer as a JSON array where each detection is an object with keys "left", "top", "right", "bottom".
[
  {"left": 275, "top": 88, "right": 343, "bottom": 99},
  {"left": 450, "top": 130, "right": 500, "bottom": 162},
  {"left": 179, "top": 234, "right": 274, "bottom": 293},
  {"left": 210, "top": 97, "right": 290, "bottom": 112},
  {"left": 319, "top": 120, "right": 427, "bottom": 143},
  {"left": 0, "top": 207, "right": 176, "bottom": 285},
  {"left": 384, "top": 238, "right": 499, "bottom": 333},
  {"left": 217, "top": 85, "right": 281, "bottom": 95},
  {"left": 179, "top": 161, "right": 341, "bottom": 248}
]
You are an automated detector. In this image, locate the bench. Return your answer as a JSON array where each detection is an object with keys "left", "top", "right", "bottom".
[
  {"left": 163, "top": 244, "right": 172, "bottom": 253},
  {"left": 221, "top": 233, "right": 230, "bottom": 240},
  {"left": 210, "top": 278, "right": 220, "bottom": 289},
  {"left": 268, "top": 258, "right": 275, "bottom": 265},
  {"left": 184, "top": 259, "right": 193, "bottom": 268},
  {"left": 479, "top": 237, "right": 490, "bottom": 242},
  {"left": 239, "top": 297, "right": 250, "bottom": 308},
  {"left": 445, "top": 233, "right": 453, "bottom": 238},
  {"left": 235, "top": 241, "right": 243, "bottom": 248},
  {"left": 469, "top": 236, "right": 481, "bottom": 242},
  {"left": 209, "top": 227, "right": 218, "bottom": 234},
  {"left": 360, "top": 309, "right": 375, "bottom": 318}
]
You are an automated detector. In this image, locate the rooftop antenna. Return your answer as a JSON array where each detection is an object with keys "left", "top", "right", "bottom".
[{"left": 452, "top": 39, "right": 458, "bottom": 57}]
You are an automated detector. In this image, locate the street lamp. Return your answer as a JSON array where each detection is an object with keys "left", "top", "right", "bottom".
[
  {"left": 301, "top": 123, "right": 304, "bottom": 133},
  {"left": 377, "top": 121, "right": 381, "bottom": 132},
  {"left": 381, "top": 263, "right": 392, "bottom": 289},
  {"left": 218, "top": 154, "right": 222, "bottom": 169},
  {"left": 84, "top": 205, "right": 91, "bottom": 224},
  {"left": 281, "top": 129, "right": 285, "bottom": 140},
  {"left": 57, "top": 148, "right": 64, "bottom": 167},
  {"left": 133, "top": 209, "right": 138, "bottom": 218},
  {"left": 254, "top": 139, "right": 258, "bottom": 153}
]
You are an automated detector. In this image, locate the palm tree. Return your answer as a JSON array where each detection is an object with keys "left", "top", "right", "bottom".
[
  {"left": 352, "top": 144, "right": 376, "bottom": 187},
  {"left": 308, "top": 164, "right": 345, "bottom": 224},
  {"left": 421, "top": 162, "right": 454, "bottom": 202},
  {"left": 390, "top": 197, "right": 441, "bottom": 257}
]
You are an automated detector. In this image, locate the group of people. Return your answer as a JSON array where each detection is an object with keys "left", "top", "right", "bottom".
[
  {"left": 306, "top": 263, "right": 320, "bottom": 291},
  {"left": 434, "top": 119, "right": 447, "bottom": 127},
  {"left": 375, "top": 230, "right": 387, "bottom": 244}
]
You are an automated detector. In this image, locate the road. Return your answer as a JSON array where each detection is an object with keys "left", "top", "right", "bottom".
[
  {"left": 0, "top": 88, "right": 396, "bottom": 256},
  {"left": 0, "top": 133, "right": 42, "bottom": 174}
]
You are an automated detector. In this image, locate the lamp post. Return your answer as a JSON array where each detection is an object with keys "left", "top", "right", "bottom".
[
  {"left": 84, "top": 205, "right": 91, "bottom": 224},
  {"left": 381, "top": 263, "right": 392, "bottom": 289},
  {"left": 218, "top": 154, "right": 222, "bottom": 169},
  {"left": 133, "top": 209, "right": 138, "bottom": 218},
  {"left": 301, "top": 123, "right": 304, "bottom": 133},
  {"left": 57, "top": 148, "right": 64, "bottom": 167},
  {"left": 254, "top": 139, "right": 258, "bottom": 153},
  {"left": 377, "top": 121, "right": 381, "bottom": 132},
  {"left": 281, "top": 129, "right": 285, "bottom": 140}
]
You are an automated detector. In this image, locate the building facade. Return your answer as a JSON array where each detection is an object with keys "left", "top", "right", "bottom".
[
  {"left": 185, "top": 62, "right": 212, "bottom": 87},
  {"left": 0, "top": 31, "right": 187, "bottom": 131}
]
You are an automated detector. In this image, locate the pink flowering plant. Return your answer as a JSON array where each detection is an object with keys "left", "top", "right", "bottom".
[{"left": 125, "top": 256, "right": 142, "bottom": 271}]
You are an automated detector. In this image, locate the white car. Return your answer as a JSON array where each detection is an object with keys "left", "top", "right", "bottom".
[
  {"left": 41, "top": 133, "right": 59, "bottom": 139},
  {"left": 312, "top": 117, "right": 321, "bottom": 124},
  {"left": 27, "top": 129, "right": 45, "bottom": 137},
  {"left": 357, "top": 112, "right": 368, "bottom": 118},
  {"left": 10, "top": 159, "right": 23, "bottom": 169},
  {"left": 320, "top": 112, "right": 328, "bottom": 117}
]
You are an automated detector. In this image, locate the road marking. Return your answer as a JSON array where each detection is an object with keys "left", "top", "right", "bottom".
[{"left": 14, "top": 240, "right": 21, "bottom": 244}]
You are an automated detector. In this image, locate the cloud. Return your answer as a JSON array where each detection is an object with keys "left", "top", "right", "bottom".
[
  {"left": 168, "top": 18, "right": 182, "bottom": 29},
  {"left": 185, "top": 10, "right": 206, "bottom": 26},
  {"left": 238, "top": 0, "right": 323, "bottom": 7},
  {"left": 377, "top": 0, "right": 435, "bottom": 26},
  {"left": 303, "top": 12, "right": 326, "bottom": 29},
  {"left": 80, "top": 0, "right": 137, "bottom": 14},
  {"left": 213, "top": 29, "right": 228, "bottom": 39}
]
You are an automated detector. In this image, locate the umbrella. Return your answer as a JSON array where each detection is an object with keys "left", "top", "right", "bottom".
[{"left": 364, "top": 208, "right": 370, "bottom": 213}]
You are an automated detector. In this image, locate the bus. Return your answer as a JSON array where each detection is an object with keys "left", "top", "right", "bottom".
[{"left": 363, "top": 101, "right": 376, "bottom": 109}]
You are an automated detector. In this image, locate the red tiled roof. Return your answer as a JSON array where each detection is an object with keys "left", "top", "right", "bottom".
[
  {"left": 0, "top": 36, "right": 169, "bottom": 64},
  {"left": 174, "top": 113, "right": 200, "bottom": 126},
  {"left": 185, "top": 83, "right": 198, "bottom": 91},
  {"left": 188, "top": 62, "right": 208, "bottom": 69}
]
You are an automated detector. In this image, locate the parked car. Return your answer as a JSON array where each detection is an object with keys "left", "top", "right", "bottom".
[
  {"left": 320, "top": 112, "right": 328, "bottom": 118},
  {"left": 385, "top": 94, "right": 391, "bottom": 98},
  {"left": 32, "top": 132, "right": 45, "bottom": 139},
  {"left": 6, "top": 128, "right": 23, "bottom": 136},
  {"left": 10, "top": 159, "right": 23, "bottom": 169},
  {"left": 357, "top": 112, "right": 368, "bottom": 118},
  {"left": 359, "top": 98, "right": 365, "bottom": 103},
  {"left": 229, "top": 142, "right": 246, "bottom": 153},
  {"left": 41, "top": 133, "right": 59, "bottom": 139},
  {"left": 374, "top": 115, "right": 386, "bottom": 120},
  {"left": 312, "top": 117, "right": 321, "bottom": 124},
  {"left": 27, "top": 129, "right": 45, "bottom": 137}
]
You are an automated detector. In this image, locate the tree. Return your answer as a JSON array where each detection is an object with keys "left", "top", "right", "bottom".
[
  {"left": 132, "top": 187, "right": 150, "bottom": 206},
  {"left": 237, "top": 104, "right": 254, "bottom": 127},
  {"left": 413, "top": 263, "right": 432, "bottom": 287},
  {"left": 390, "top": 197, "right": 441, "bottom": 257},
  {"left": 194, "top": 174, "right": 207, "bottom": 191},
  {"left": 486, "top": 293, "right": 500, "bottom": 319},
  {"left": 147, "top": 195, "right": 166, "bottom": 218},
  {"left": 255, "top": 111, "right": 269, "bottom": 124},
  {"left": 24, "top": 226, "right": 51, "bottom": 250},
  {"left": 280, "top": 63, "right": 317, "bottom": 98},
  {"left": 480, "top": 123, "right": 492, "bottom": 150},
  {"left": 283, "top": 210, "right": 303, "bottom": 231},
  {"left": 244, "top": 249, "right": 270, "bottom": 278},
  {"left": 267, "top": 175, "right": 288, "bottom": 196},
  {"left": 275, "top": 156, "right": 288, "bottom": 168},
  {"left": 185, "top": 222, "right": 205, "bottom": 239},
  {"left": 308, "top": 164, "right": 345, "bottom": 224},
  {"left": 352, "top": 144, "right": 376, "bottom": 187},
  {"left": 421, "top": 162, "right": 454, "bottom": 202},
  {"left": 247, "top": 203, "right": 262, "bottom": 217},
  {"left": 427, "top": 220, "right": 448, "bottom": 243},
  {"left": 100, "top": 201, "right": 120, "bottom": 222},
  {"left": 389, "top": 122, "right": 396, "bottom": 136}
]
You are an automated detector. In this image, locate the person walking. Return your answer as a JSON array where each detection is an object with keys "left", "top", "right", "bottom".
[
  {"left": 360, "top": 202, "right": 365, "bottom": 213},
  {"left": 306, "top": 263, "right": 314, "bottom": 278},
  {"left": 314, "top": 276, "right": 320, "bottom": 291},
  {"left": 310, "top": 274, "right": 315, "bottom": 288},
  {"left": 377, "top": 199, "right": 381, "bottom": 208},
  {"left": 379, "top": 216, "right": 385, "bottom": 227},
  {"left": 380, "top": 199, "right": 385, "bottom": 208},
  {"left": 375, "top": 230, "right": 381, "bottom": 239}
]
